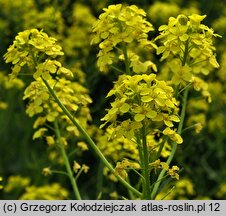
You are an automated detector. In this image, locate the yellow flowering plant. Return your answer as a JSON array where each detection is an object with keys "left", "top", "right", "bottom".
[
  {"left": 4, "top": 29, "right": 93, "bottom": 199},
  {"left": 91, "top": 4, "right": 157, "bottom": 74},
  {"left": 91, "top": 4, "right": 185, "bottom": 199},
  {"left": 3, "top": 3, "right": 221, "bottom": 200},
  {"left": 91, "top": 5, "right": 220, "bottom": 199},
  {"left": 3, "top": 175, "right": 68, "bottom": 200}
]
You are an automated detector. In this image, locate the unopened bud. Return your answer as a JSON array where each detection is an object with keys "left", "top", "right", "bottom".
[{"left": 178, "top": 15, "right": 188, "bottom": 25}]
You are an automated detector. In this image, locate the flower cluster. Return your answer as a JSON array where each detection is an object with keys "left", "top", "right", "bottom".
[
  {"left": 94, "top": 127, "right": 173, "bottom": 179},
  {"left": 156, "top": 177, "right": 196, "bottom": 200},
  {"left": 20, "top": 183, "right": 69, "bottom": 200},
  {"left": 156, "top": 14, "right": 220, "bottom": 89},
  {"left": 4, "top": 175, "right": 30, "bottom": 193},
  {"left": 4, "top": 29, "right": 92, "bottom": 142},
  {"left": 156, "top": 14, "right": 220, "bottom": 67},
  {"left": 4, "top": 174, "right": 68, "bottom": 199},
  {"left": 101, "top": 74, "right": 182, "bottom": 144},
  {"left": 23, "top": 77, "right": 92, "bottom": 140},
  {"left": 149, "top": 159, "right": 180, "bottom": 180},
  {"left": 115, "top": 159, "right": 140, "bottom": 179},
  {"left": 91, "top": 4, "right": 156, "bottom": 73},
  {"left": 0, "top": 71, "right": 24, "bottom": 109},
  {"left": 96, "top": 128, "right": 139, "bottom": 162},
  {"left": 4, "top": 29, "right": 64, "bottom": 80}
]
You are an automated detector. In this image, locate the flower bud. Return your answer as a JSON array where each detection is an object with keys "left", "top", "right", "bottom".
[{"left": 178, "top": 14, "right": 188, "bottom": 25}]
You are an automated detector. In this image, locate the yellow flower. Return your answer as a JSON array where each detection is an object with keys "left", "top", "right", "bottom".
[
  {"left": 4, "top": 29, "right": 64, "bottom": 79},
  {"left": 188, "top": 14, "right": 206, "bottom": 26},
  {"left": 73, "top": 161, "right": 81, "bottom": 173},
  {"left": 156, "top": 13, "right": 220, "bottom": 90},
  {"left": 115, "top": 159, "right": 140, "bottom": 179},
  {"left": 110, "top": 191, "right": 119, "bottom": 199},
  {"left": 19, "top": 183, "right": 69, "bottom": 200},
  {"left": 96, "top": 127, "right": 139, "bottom": 162},
  {"left": 0, "top": 176, "right": 3, "bottom": 190},
  {"left": 77, "top": 142, "right": 88, "bottom": 151},
  {"left": 101, "top": 74, "right": 180, "bottom": 143},
  {"left": 168, "top": 165, "right": 180, "bottom": 180},
  {"left": 192, "top": 76, "right": 211, "bottom": 103},
  {"left": 82, "top": 164, "right": 90, "bottom": 173},
  {"left": 42, "top": 167, "right": 52, "bottom": 176},
  {"left": 91, "top": 4, "right": 156, "bottom": 73},
  {"left": 46, "top": 136, "right": 55, "bottom": 146},
  {"left": 163, "top": 127, "right": 183, "bottom": 144},
  {"left": 194, "top": 123, "right": 203, "bottom": 133},
  {"left": 4, "top": 175, "right": 30, "bottom": 192},
  {"left": 149, "top": 159, "right": 161, "bottom": 169},
  {"left": 21, "top": 75, "right": 92, "bottom": 141}
]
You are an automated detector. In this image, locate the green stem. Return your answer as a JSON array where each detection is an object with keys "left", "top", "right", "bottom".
[
  {"left": 150, "top": 87, "right": 189, "bottom": 199},
  {"left": 150, "top": 39, "right": 190, "bottom": 199},
  {"left": 181, "top": 123, "right": 199, "bottom": 134},
  {"left": 110, "top": 65, "right": 124, "bottom": 74},
  {"left": 136, "top": 134, "right": 144, "bottom": 168},
  {"left": 155, "top": 138, "right": 167, "bottom": 161},
  {"left": 50, "top": 170, "right": 69, "bottom": 176},
  {"left": 126, "top": 177, "right": 135, "bottom": 200},
  {"left": 160, "top": 186, "right": 175, "bottom": 200},
  {"left": 42, "top": 78, "right": 141, "bottom": 197},
  {"left": 75, "top": 167, "right": 84, "bottom": 181},
  {"left": 142, "top": 127, "right": 151, "bottom": 199},
  {"left": 96, "top": 161, "right": 104, "bottom": 198},
  {"left": 122, "top": 43, "right": 131, "bottom": 75},
  {"left": 182, "top": 40, "right": 189, "bottom": 66},
  {"left": 54, "top": 120, "right": 81, "bottom": 200}
]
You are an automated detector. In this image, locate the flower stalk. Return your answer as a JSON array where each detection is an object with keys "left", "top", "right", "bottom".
[
  {"left": 42, "top": 78, "right": 142, "bottom": 197},
  {"left": 151, "top": 87, "right": 189, "bottom": 199},
  {"left": 54, "top": 120, "right": 81, "bottom": 200},
  {"left": 141, "top": 127, "right": 151, "bottom": 199}
]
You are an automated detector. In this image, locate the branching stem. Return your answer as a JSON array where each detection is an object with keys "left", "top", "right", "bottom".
[{"left": 42, "top": 78, "right": 141, "bottom": 197}]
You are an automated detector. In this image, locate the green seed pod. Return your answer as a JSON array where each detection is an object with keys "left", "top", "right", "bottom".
[{"left": 178, "top": 15, "right": 188, "bottom": 25}]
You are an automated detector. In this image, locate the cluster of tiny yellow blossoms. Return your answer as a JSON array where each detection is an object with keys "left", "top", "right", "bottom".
[
  {"left": 72, "top": 161, "right": 89, "bottom": 174},
  {"left": 95, "top": 127, "right": 172, "bottom": 170},
  {"left": 156, "top": 14, "right": 220, "bottom": 67},
  {"left": 91, "top": 4, "right": 156, "bottom": 73},
  {"left": 25, "top": 78, "right": 92, "bottom": 140},
  {"left": 4, "top": 175, "right": 30, "bottom": 193},
  {"left": 115, "top": 159, "right": 140, "bottom": 179},
  {"left": 96, "top": 128, "right": 139, "bottom": 162},
  {"left": 156, "top": 177, "right": 196, "bottom": 200},
  {"left": 4, "top": 29, "right": 65, "bottom": 80},
  {"left": 19, "top": 183, "right": 69, "bottom": 200},
  {"left": 101, "top": 74, "right": 182, "bottom": 144},
  {"left": 4, "top": 29, "right": 92, "bottom": 142},
  {"left": 155, "top": 14, "right": 220, "bottom": 91},
  {"left": 4, "top": 175, "right": 68, "bottom": 200},
  {"left": 0, "top": 71, "right": 24, "bottom": 109},
  {"left": 149, "top": 159, "right": 180, "bottom": 180}
]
